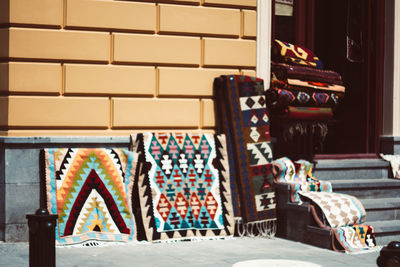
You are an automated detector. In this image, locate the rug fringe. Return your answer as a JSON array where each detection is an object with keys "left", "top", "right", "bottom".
[{"left": 235, "top": 217, "right": 276, "bottom": 238}]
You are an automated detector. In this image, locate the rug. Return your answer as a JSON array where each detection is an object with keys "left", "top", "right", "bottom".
[
  {"left": 130, "top": 133, "right": 235, "bottom": 242},
  {"left": 272, "top": 40, "right": 324, "bottom": 69},
  {"left": 213, "top": 75, "right": 276, "bottom": 237},
  {"left": 298, "top": 191, "right": 366, "bottom": 228},
  {"left": 272, "top": 157, "right": 332, "bottom": 203},
  {"left": 285, "top": 107, "right": 333, "bottom": 120},
  {"left": 272, "top": 62, "right": 343, "bottom": 85},
  {"left": 380, "top": 154, "right": 400, "bottom": 179},
  {"left": 332, "top": 224, "right": 377, "bottom": 253},
  {"left": 266, "top": 86, "right": 340, "bottom": 108},
  {"left": 44, "top": 148, "right": 137, "bottom": 245},
  {"left": 287, "top": 79, "right": 345, "bottom": 94}
]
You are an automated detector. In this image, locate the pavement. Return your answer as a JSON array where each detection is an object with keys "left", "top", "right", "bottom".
[{"left": 0, "top": 237, "right": 381, "bottom": 267}]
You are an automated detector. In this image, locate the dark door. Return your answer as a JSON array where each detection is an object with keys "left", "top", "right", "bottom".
[{"left": 273, "top": 0, "right": 384, "bottom": 155}]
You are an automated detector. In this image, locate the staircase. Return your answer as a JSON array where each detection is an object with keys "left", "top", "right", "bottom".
[
  {"left": 313, "top": 158, "right": 400, "bottom": 245},
  {"left": 275, "top": 157, "right": 400, "bottom": 249}
]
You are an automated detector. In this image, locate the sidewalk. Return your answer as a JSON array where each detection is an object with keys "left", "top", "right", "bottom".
[{"left": 0, "top": 237, "right": 380, "bottom": 267}]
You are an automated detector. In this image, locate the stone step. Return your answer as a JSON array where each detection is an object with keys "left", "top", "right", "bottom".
[
  {"left": 367, "top": 220, "right": 400, "bottom": 246},
  {"left": 361, "top": 198, "right": 400, "bottom": 221},
  {"left": 313, "top": 159, "right": 390, "bottom": 180},
  {"left": 330, "top": 178, "right": 400, "bottom": 199}
]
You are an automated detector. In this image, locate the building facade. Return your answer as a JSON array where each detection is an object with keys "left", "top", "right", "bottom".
[{"left": 0, "top": 0, "right": 398, "bottom": 241}]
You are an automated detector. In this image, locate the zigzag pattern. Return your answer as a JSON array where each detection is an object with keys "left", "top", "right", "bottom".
[{"left": 44, "top": 148, "right": 137, "bottom": 245}]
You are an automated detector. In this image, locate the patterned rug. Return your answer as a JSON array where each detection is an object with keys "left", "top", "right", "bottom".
[
  {"left": 272, "top": 62, "right": 343, "bottom": 85},
  {"left": 332, "top": 224, "right": 377, "bottom": 253},
  {"left": 130, "top": 133, "right": 235, "bottom": 242},
  {"left": 298, "top": 191, "right": 377, "bottom": 253},
  {"left": 298, "top": 191, "right": 366, "bottom": 228},
  {"left": 272, "top": 39, "right": 324, "bottom": 69},
  {"left": 272, "top": 157, "right": 332, "bottom": 203},
  {"left": 44, "top": 148, "right": 137, "bottom": 245},
  {"left": 213, "top": 75, "right": 276, "bottom": 237}
]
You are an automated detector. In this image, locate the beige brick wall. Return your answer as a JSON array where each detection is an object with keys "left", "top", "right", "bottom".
[{"left": 0, "top": 0, "right": 257, "bottom": 136}]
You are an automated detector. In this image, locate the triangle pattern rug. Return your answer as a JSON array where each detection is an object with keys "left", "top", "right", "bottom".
[{"left": 44, "top": 148, "right": 137, "bottom": 245}]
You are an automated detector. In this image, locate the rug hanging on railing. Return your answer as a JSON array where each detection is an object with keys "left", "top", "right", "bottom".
[
  {"left": 298, "top": 191, "right": 377, "bottom": 253},
  {"left": 44, "top": 148, "right": 138, "bottom": 246},
  {"left": 272, "top": 157, "right": 332, "bottom": 203},
  {"left": 130, "top": 133, "right": 235, "bottom": 242},
  {"left": 213, "top": 75, "right": 276, "bottom": 237}
]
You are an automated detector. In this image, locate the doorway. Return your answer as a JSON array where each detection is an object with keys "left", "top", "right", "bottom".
[{"left": 273, "top": 0, "right": 385, "bottom": 155}]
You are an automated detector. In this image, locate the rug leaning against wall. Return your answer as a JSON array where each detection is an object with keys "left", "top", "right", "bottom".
[
  {"left": 213, "top": 75, "right": 277, "bottom": 237},
  {"left": 44, "top": 148, "right": 138, "bottom": 246},
  {"left": 130, "top": 133, "right": 235, "bottom": 242}
]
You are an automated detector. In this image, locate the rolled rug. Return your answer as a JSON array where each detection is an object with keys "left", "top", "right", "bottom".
[
  {"left": 285, "top": 106, "right": 333, "bottom": 120},
  {"left": 271, "top": 62, "right": 343, "bottom": 85}
]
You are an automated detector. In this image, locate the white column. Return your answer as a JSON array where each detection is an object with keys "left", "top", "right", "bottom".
[
  {"left": 383, "top": 0, "right": 400, "bottom": 136},
  {"left": 256, "top": 0, "right": 272, "bottom": 85}
]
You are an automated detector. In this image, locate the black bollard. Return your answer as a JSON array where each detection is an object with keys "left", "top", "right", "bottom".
[
  {"left": 377, "top": 241, "right": 400, "bottom": 267},
  {"left": 26, "top": 208, "right": 58, "bottom": 267}
]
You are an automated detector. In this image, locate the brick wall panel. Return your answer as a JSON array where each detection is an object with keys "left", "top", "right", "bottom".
[
  {"left": 66, "top": 0, "right": 156, "bottom": 32},
  {"left": 203, "top": 38, "right": 256, "bottom": 67},
  {"left": 158, "top": 67, "right": 239, "bottom": 96},
  {"left": 7, "top": 96, "right": 109, "bottom": 127},
  {"left": 0, "top": 62, "right": 62, "bottom": 94},
  {"left": 243, "top": 10, "right": 257, "bottom": 37},
  {"left": 9, "top": 0, "right": 63, "bottom": 26},
  {"left": 159, "top": 4, "right": 240, "bottom": 36},
  {"left": 9, "top": 28, "right": 110, "bottom": 62},
  {"left": 65, "top": 64, "right": 155, "bottom": 95},
  {"left": 113, "top": 33, "right": 200, "bottom": 65},
  {"left": 203, "top": 0, "right": 256, "bottom": 8},
  {"left": 113, "top": 98, "right": 200, "bottom": 127},
  {"left": 202, "top": 99, "right": 215, "bottom": 127}
]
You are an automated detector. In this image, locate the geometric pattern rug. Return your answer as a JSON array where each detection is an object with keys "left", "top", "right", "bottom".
[
  {"left": 44, "top": 148, "right": 137, "bottom": 245},
  {"left": 130, "top": 133, "right": 235, "bottom": 241},
  {"left": 213, "top": 75, "right": 276, "bottom": 237}
]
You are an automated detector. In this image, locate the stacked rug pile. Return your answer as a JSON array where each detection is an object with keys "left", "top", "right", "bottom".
[
  {"left": 272, "top": 157, "right": 377, "bottom": 253},
  {"left": 266, "top": 39, "right": 345, "bottom": 159}
]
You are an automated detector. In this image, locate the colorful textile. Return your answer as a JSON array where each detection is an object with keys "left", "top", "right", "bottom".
[
  {"left": 285, "top": 107, "right": 333, "bottom": 120},
  {"left": 380, "top": 154, "right": 400, "bottom": 179},
  {"left": 272, "top": 39, "right": 324, "bottom": 69},
  {"left": 298, "top": 191, "right": 366, "bottom": 228},
  {"left": 332, "top": 225, "right": 376, "bottom": 253},
  {"left": 272, "top": 62, "right": 343, "bottom": 85},
  {"left": 44, "top": 148, "right": 137, "bottom": 245},
  {"left": 266, "top": 87, "right": 340, "bottom": 108},
  {"left": 272, "top": 157, "right": 332, "bottom": 203},
  {"left": 213, "top": 75, "right": 276, "bottom": 236},
  {"left": 287, "top": 79, "right": 345, "bottom": 94},
  {"left": 130, "top": 133, "right": 235, "bottom": 241}
]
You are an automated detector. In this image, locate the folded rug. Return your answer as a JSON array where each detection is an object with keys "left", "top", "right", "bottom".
[
  {"left": 266, "top": 87, "right": 340, "bottom": 108},
  {"left": 287, "top": 79, "right": 345, "bottom": 94},
  {"left": 130, "top": 133, "right": 235, "bottom": 242},
  {"left": 213, "top": 75, "right": 276, "bottom": 237},
  {"left": 272, "top": 62, "right": 343, "bottom": 85},
  {"left": 285, "top": 106, "right": 333, "bottom": 120},
  {"left": 272, "top": 39, "right": 324, "bottom": 69},
  {"left": 272, "top": 157, "right": 332, "bottom": 203},
  {"left": 298, "top": 191, "right": 377, "bottom": 253},
  {"left": 44, "top": 148, "right": 137, "bottom": 246},
  {"left": 380, "top": 154, "right": 400, "bottom": 179}
]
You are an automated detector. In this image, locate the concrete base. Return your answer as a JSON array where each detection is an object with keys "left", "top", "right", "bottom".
[
  {"left": 380, "top": 135, "right": 400, "bottom": 155},
  {"left": 0, "top": 136, "right": 130, "bottom": 242}
]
